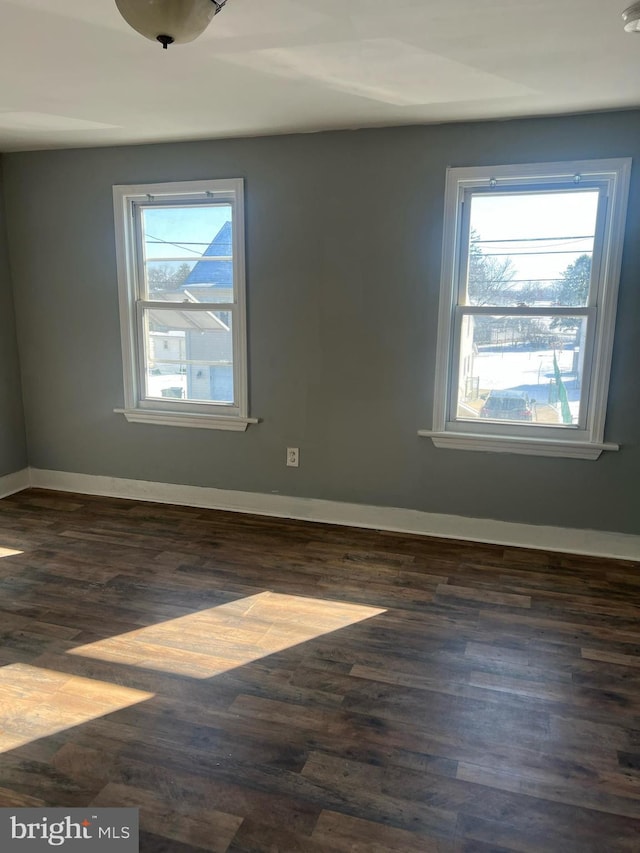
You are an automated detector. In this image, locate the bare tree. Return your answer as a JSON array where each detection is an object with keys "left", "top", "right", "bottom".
[
  {"left": 467, "top": 229, "right": 517, "bottom": 306},
  {"left": 147, "top": 262, "right": 192, "bottom": 296}
]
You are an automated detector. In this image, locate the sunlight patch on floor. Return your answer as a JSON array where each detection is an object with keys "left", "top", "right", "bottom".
[
  {"left": 0, "top": 547, "right": 22, "bottom": 558},
  {"left": 0, "top": 663, "right": 154, "bottom": 754},
  {"left": 68, "top": 591, "right": 385, "bottom": 678}
]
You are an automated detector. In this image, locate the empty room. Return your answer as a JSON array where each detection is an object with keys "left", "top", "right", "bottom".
[{"left": 0, "top": 2, "right": 639, "bottom": 851}]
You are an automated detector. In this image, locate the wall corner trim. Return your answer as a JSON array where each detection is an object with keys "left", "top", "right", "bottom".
[{"left": 23, "top": 468, "right": 640, "bottom": 562}]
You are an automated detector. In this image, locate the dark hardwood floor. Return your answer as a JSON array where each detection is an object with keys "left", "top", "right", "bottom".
[{"left": 0, "top": 488, "right": 639, "bottom": 851}]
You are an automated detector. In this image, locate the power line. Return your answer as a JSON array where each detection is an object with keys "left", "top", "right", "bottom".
[
  {"left": 145, "top": 233, "right": 209, "bottom": 257},
  {"left": 471, "top": 278, "right": 566, "bottom": 284},
  {"left": 481, "top": 249, "right": 589, "bottom": 257},
  {"left": 146, "top": 240, "right": 211, "bottom": 245},
  {"left": 473, "top": 234, "right": 593, "bottom": 244}
]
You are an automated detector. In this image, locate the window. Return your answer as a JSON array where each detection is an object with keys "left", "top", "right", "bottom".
[
  {"left": 113, "top": 178, "right": 256, "bottom": 430},
  {"left": 421, "top": 159, "right": 631, "bottom": 459}
]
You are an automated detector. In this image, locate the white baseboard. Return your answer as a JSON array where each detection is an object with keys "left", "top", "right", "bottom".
[
  {"left": 0, "top": 468, "right": 30, "bottom": 499},
  {"left": 25, "top": 467, "right": 640, "bottom": 561}
]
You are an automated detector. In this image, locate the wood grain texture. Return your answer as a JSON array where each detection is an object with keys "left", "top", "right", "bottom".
[{"left": 0, "top": 488, "right": 639, "bottom": 851}]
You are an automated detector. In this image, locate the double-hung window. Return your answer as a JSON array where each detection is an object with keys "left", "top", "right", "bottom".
[
  {"left": 422, "top": 159, "right": 631, "bottom": 459},
  {"left": 113, "top": 178, "right": 256, "bottom": 430}
]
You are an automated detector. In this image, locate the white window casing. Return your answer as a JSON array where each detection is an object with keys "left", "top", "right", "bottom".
[
  {"left": 112, "top": 178, "right": 257, "bottom": 431},
  {"left": 420, "top": 159, "right": 632, "bottom": 459}
]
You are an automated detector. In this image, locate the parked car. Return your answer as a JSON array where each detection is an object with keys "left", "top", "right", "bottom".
[{"left": 480, "top": 390, "right": 534, "bottom": 422}]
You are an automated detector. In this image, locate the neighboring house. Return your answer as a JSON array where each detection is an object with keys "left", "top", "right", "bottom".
[
  {"left": 148, "top": 330, "right": 185, "bottom": 372},
  {"left": 147, "top": 221, "right": 231, "bottom": 403},
  {"left": 181, "top": 219, "right": 233, "bottom": 302},
  {"left": 458, "top": 316, "right": 477, "bottom": 411},
  {"left": 180, "top": 221, "right": 233, "bottom": 402},
  {"left": 145, "top": 221, "right": 234, "bottom": 402}
]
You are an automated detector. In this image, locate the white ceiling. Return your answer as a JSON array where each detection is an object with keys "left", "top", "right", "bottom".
[{"left": 0, "top": 0, "right": 638, "bottom": 152}]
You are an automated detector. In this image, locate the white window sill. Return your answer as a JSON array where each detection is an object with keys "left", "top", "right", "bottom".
[
  {"left": 418, "top": 430, "right": 619, "bottom": 460},
  {"left": 115, "top": 408, "right": 259, "bottom": 431}
]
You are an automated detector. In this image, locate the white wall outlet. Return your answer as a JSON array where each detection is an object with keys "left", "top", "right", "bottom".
[{"left": 286, "top": 447, "right": 299, "bottom": 467}]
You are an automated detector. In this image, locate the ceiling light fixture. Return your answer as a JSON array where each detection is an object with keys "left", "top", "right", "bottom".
[
  {"left": 622, "top": 2, "right": 640, "bottom": 32},
  {"left": 115, "top": 0, "right": 229, "bottom": 49}
]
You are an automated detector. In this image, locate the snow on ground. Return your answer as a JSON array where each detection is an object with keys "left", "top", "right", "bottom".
[{"left": 471, "top": 347, "right": 581, "bottom": 422}]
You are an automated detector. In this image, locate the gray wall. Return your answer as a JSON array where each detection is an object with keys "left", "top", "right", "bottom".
[
  {"left": 3, "top": 111, "right": 640, "bottom": 534},
  {"left": 0, "top": 165, "right": 26, "bottom": 476}
]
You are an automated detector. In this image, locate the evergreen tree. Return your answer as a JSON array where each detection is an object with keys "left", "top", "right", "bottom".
[{"left": 551, "top": 254, "right": 591, "bottom": 333}]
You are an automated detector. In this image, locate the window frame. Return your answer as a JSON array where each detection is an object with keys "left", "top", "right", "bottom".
[
  {"left": 420, "top": 159, "right": 632, "bottom": 459},
  {"left": 113, "top": 178, "right": 256, "bottom": 431}
]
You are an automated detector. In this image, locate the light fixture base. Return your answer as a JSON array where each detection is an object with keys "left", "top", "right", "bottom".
[
  {"left": 622, "top": 2, "right": 640, "bottom": 32},
  {"left": 116, "top": 0, "right": 229, "bottom": 47}
]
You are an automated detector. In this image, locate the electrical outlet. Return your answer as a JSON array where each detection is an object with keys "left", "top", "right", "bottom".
[{"left": 286, "top": 447, "right": 299, "bottom": 467}]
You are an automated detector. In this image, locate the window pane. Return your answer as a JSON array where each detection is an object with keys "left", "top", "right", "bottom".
[
  {"left": 456, "top": 314, "right": 588, "bottom": 427},
  {"left": 141, "top": 205, "right": 233, "bottom": 302},
  {"left": 466, "top": 190, "right": 599, "bottom": 308},
  {"left": 144, "top": 309, "right": 234, "bottom": 405}
]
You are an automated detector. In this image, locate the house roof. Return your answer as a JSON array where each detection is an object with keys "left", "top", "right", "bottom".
[
  {"left": 147, "top": 308, "right": 225, "bottom": 332},
  {"left": 182, "top": 221, "right": 233, "bottom": 290}
]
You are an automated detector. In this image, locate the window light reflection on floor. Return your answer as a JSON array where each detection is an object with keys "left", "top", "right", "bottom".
[
  {"left": 67, "top": 591, "right": 386, "bottom": 678},
  {"left": 0, "top": 663, "right": 154, "bottom": 754},
  {"left": 0, "top": 547, "right": 23, "bottom": 559}
]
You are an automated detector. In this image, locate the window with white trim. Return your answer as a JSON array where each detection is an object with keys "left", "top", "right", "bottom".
[
  {"left": 113, "top": 178, "right": 256, "bottom": 431},
  {"left": 421, "top": 159, "right": 631, "bottom": 459}
]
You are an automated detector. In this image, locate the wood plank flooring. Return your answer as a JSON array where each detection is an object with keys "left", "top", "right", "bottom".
[{"left": 0, "top": 488, "right": 639, "bottom": 851}]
